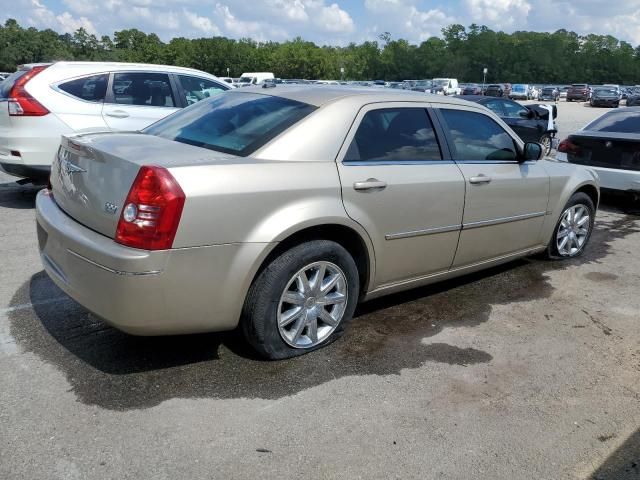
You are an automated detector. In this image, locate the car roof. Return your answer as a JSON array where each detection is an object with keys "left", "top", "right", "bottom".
[
  {"left": 26, "top": 61, "right": 216, "bottom": 77},
  {"left": 231, "top": 85, "right": 474, "bottom": 108}
]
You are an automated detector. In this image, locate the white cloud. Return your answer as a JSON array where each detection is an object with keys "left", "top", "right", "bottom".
[
  {"left": 184, "top": 9, "right": 221, "bottom": 35},
  {"left": 314, "top": 2, "right": 354, "bottom": 32},
  {"left": 465, "top": 0, "right": 531, "bottom": 28}
]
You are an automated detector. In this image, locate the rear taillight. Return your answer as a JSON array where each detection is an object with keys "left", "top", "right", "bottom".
[
  {"left": 558, "top": 138, "right": 581, "bottom": 156},
  {"left": 8, "top": 65, "right": 50, "bottom": 116},
  {"left": 115, "top": 166, "right": 185, "bottom": 250}
]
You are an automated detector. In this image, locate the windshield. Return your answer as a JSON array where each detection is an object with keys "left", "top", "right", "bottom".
[
  {"left": 594, "top": 88, "right": 617, "bottom": 95},
  {"left": 144, "top": 92, "right": 316, "bottom": 156},
  {"left": 239, "top": 76, "right": 254, "bottom": 83},
  {"left": 433, "top": 79, "right": 449, "bottom": 86},
  {"left": 415, "top": 80, "right": 431, "bottom": 87},
  {"left": 586, "top": 110, "right": 640, "bottom": 133},
  {"left": 512, "top": 85, "right": 526, "bottom": 91}
]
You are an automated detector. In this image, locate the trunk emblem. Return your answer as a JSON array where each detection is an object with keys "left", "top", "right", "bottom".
[
  {"left": 605, "top": 141, "right": 613, "bottom": 149},
  {"left": 63, "top": 160, "right": 86, "bottom": 174},
  {"left": 104, "top": 202, "right": 119, "bottom": 215}
]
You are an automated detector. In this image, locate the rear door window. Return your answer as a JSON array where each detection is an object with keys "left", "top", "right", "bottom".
[
  {"left": 586, "top": 110, "right": 640, "bottom": 133},
  {"left": 178, "top": 75, "right": 228, "bottom": 106},
  {"left": 111, "top": 72, "right": 175, "bottom": 107},
  {"left": 58, "top": 74, "right": 108, "bottom": 102},
  {"left": 440, "top": 109, "right": 518, "bottom": 161},
  {"left": 344, "top": 108, "right": 442, "bottom": 162}
]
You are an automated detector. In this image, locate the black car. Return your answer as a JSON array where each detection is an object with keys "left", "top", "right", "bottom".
[
  {"left": 590, "top": 87, "right": 620, "bottom": 107},
  {"left": 461, "top": 95, "right": 558, "bottom": 154},
  {"left": 539, "top": 87, "right": 559, "bottom": 101},
  {"left": 484, "top": 84, "right": 506, "bottom": 97},
  {"left": 461, "top": 83, "right": 482, "bottom": 95},
  {"left": 626, "top": 88, "right": 640, "bottom": 106}
]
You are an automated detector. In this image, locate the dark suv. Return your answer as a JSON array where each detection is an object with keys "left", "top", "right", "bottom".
[
  {"left": 566, "top": 84, "right": 589, "bottom": 102},
  {"left": 484, "top": 84, "right": 510, "bottom": 97}
]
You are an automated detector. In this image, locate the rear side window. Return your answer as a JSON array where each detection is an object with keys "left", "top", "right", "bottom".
[
  {"left": 344, "top": 108, "right": 442, "bottom": 162},
  {"left": 58, "top": 74, "right": 108, "bottom": 102},
  {"left": 502, "top": 101, "right": 529, "bottom": 119},
  {"left": 111, "top": 72, "right": 175, "bottom": 107},
  {"left": 482, "top": 100, "right": 505, "bottom": 116},
  {"left": 144, "top": 92, "right": 316, "bottom": 156},
  {"left": 586, "top": 110, "right": 640, "bottom": 133},
  {"left": 440, "top": 109, "right": 517, "bottom": 161},
  {"left": 178, "top": 75, "right": 228, "bottom": 105}
]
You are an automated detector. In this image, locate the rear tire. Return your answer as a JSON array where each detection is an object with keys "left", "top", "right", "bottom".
[
  {"left": 539, "top": 134, "right": 552, "bottom": 156},
  {"left": 241, "top": 240, "right": 359, "bottom": 359},
  {"left": 543, "top": 192, "right": 595, "bottom": 260}
]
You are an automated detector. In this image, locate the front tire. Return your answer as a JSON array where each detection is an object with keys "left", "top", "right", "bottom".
[
  {"left": 543, "top": 192, "right": 595, "bottom": 259},
  {"left": 241, "top": 240, "right": 359, "bottom": 359},
  {"left": 539, "top": 134, "right": 553, "bottom": 156}
]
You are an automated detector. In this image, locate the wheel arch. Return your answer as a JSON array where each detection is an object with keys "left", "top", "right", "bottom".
[{"left": 250, "top": 222, "right": 375, "bottom": 300}]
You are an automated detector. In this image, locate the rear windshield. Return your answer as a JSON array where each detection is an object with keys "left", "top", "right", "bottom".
[
  {"left": 572, "top": 84, "right": 587, "bottom": 88},
  {"left": 585, "top": 110, "right": 640, "bottom": 133},
  {"left": 0, "top": 69, "right": 28, "bottom": 99},
  {"left": 144, "top": 92, "right": 316, "bottom": 156}
]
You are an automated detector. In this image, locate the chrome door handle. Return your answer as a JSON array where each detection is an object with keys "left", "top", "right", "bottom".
[
  {"left": 353, "top": 179, "right": 387, "bottom": 191},
  {"left": 105, "top": 110, "right": 130, "bottom": 118},
  {"left": 469, "top": 175, "right": 492, "bottom": 184}
]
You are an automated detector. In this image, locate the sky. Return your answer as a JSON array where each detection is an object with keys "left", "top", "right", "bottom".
[{"left": 4, "top": 0, "right": 640, "bottom": 46}]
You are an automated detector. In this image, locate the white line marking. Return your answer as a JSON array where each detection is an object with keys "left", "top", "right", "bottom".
[{"left": 0, "top": 296, "right": 69, "bottom": 315}]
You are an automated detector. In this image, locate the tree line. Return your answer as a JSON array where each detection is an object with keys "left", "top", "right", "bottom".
[{"left": 2, "top": 18, "right": 640, "bottom": 84}]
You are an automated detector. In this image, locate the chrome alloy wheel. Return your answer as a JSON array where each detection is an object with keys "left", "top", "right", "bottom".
[
  {"left": 277, "top": 261, "right": 348, "bottom": 348},
  {"left": 556, "top": 204, "right": 591, "bottom": 256}
]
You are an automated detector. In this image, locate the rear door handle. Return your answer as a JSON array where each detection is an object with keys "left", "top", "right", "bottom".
[
  {"left": 353, "top": 179, "right": 387, "bottom": 191},
  {"left": 469, "top": 174, "right": 492, "bottom": 184},
  {"left": 105, "top": 110, "right": 130, "bottom": 119}
]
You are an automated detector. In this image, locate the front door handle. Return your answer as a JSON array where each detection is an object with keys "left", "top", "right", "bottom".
[
  {"left": 353, "top": 178, "right": 387, "bottom": 191},
  {"left": 469, "top": 174, "right": 492, "bottom": 184},
  {"left": 105, "top": 110, "right": 130, "bottom": 119}
]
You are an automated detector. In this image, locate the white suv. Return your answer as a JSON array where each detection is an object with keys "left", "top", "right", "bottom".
[{"left": 0, "top": 62, "right": 230, "bottom": 180}]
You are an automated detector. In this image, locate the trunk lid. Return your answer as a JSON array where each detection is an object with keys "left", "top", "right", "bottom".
[
  {"left": 50, "top": 132, "right": 236, "bottom": 238},
  {"left": 567, "top": 131, "right": 640, "bottom": 171}
]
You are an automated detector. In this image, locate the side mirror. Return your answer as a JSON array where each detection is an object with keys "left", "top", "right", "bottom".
[
  {"left": 520, "top": 109, "right": 534, "bottom": 119},
  {"left": 522, "top": 142, "right": 543, "bottom": 161}
]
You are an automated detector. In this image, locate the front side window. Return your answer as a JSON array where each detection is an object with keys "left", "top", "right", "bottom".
[
  {"left": 482, "top": 100, "right": 505, "bottom": 116},
  {"left": 178, "top": 75, "right": 228, "bottom": 106},
  {"left": 344, "top": 108, "right": 442, "bottom": 162},
  {"left": 58, "top": 74, "right": 108, "bottom": 102},
  {"left": 144, "top": 92, "right": 316, "bottom": 156},
  {"left": 440, "top": 109, "right": 517, "bottom": 161},
  {"left": 502, "top": 101, "right": 529, "bottom": 119},
  {"left": 111, "top": 72, "right": 175, "bottom": 107}
]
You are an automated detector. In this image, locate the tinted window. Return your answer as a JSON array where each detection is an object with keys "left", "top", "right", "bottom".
[
  {"left": 111, "top": 72, "right": 175, "bottom": 107},
  {"left": 586, "top": 110, "right": 640, "bottom": 133},
  {"left": 59, "top": 74, "right": 108, "bottom": 102},
  {"left": 178, "top": 75, "right": 228, "bottom": 106},
  {"left": 344, "top": 108, "right": 442, "bottom": 162},
  {"left": 440, "top": 109, "right": 517, "bottom": 161},
  {"left": 482, "top": 100, "right": 505, "bottom": 116},
  {"left": 502, "top": 100, "right": 529, "bottom": 119},
  {"left": 144, "top": 92, "right": 315, "bottom": 156}
]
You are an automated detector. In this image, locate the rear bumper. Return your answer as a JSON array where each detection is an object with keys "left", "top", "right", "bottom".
[
  {"left": 0, "top": 162, "right": 50, "bottom": 180},
  {"left": 591, "top": 99, "right": 618, "bottom": 106},
  {"left": 36, "top": 190, "right": 271, "bottom": 335}
]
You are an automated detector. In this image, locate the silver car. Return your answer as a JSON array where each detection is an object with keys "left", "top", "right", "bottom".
[{"left": 36, "top": 87, "right": 599, "bottom": 359}]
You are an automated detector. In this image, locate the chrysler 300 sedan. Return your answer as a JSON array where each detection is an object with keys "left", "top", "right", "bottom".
[{"left": 36, "top": 87, "right": 599, "bottom": 359}]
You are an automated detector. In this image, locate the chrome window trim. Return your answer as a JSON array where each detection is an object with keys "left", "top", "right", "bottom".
[
  {"left": 462, "top": 211, "right": 546, "bottom": 229},
  {"left": 345, "top": 160, "right": 455, "bottom": 167},
  {"left": 385, "top": 224, "right": 461, "bottom": 240}
]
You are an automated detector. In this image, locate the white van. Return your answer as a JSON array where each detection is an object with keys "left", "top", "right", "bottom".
[
  {"left": 238, "top": 72, "right": 275, "bottom": 87},
  {"left": 431, "top": 78, "right": 461, "bottom": 95}
]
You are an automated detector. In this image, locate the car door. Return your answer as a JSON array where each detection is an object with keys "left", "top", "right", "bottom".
[
  {"left": 336, "top": 103, "right": 466, "bottom": 289},
  {"left": 102, "top": 72, "right": 180, "bottom": 131},
  {"left": 175, "top": 75, "right": 230, "bottom": 107},
  {"left": 501, "top": 99, "right": 542, "bottom": 142},
  {"left": 434, "top": 106, "right": 550, "bottom": 268},
  {"left": 54, "top": 73, "right": 110, "bottom": 130}
]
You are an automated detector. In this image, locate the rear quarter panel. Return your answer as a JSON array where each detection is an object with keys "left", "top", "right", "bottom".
[{"left": 539, "top": 159, "right": 600, "bottom": 243}]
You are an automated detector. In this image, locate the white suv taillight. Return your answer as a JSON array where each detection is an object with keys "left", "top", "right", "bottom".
[
  {"left": 115, "top": 166, "right": 185, "bottom": 250},
  {"left": 8, "top": 65, "right": 50, "bottom": 117}
]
